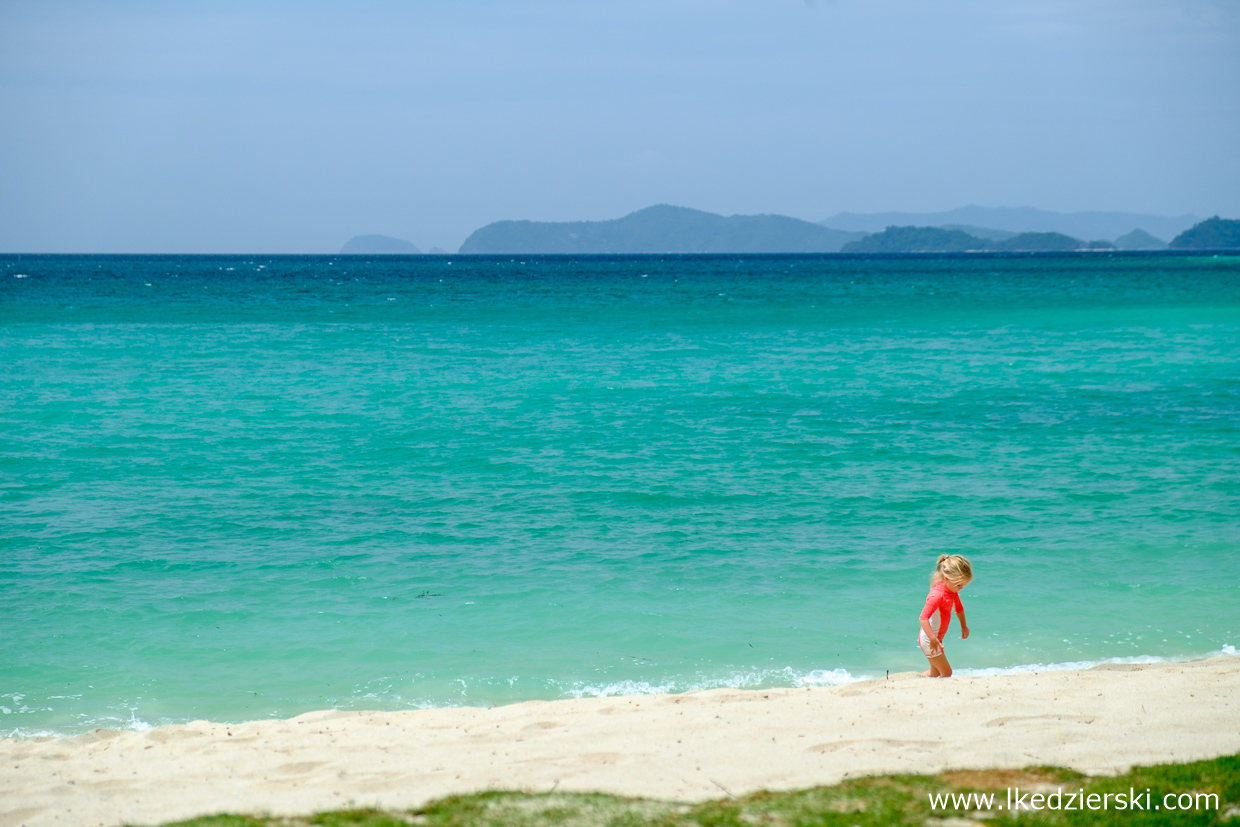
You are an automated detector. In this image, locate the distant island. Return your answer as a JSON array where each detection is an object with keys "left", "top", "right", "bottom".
[
  {"left": 457, "top": 205, "right": 864, "bottom": 254},
  {"left": 820, "top": 206, "right": 1199, "bottom": 242},
  {"left": 840, "top": 226, "right": 1116, "bottom": 253},
  {"left": 1169, "top": 217, "right": 1240, "bottom": 249},
  {"left": 836, "top": 219, "right": 1240, "bottom": 253},
  {"left": 343, "top": 210, "right": 1238, "bottom": 256},
  {"left": 340, "top": 235, "right": 421, "bottom": 254},
  {"left": 840, "top": 226, "right": 981, "bottom": 253},
  {"left": 1114, "top": 229, "right": 1167, "bottom": 250}
]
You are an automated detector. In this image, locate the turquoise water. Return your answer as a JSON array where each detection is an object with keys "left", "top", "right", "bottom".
[{"left": 2, "top": 253, "right": 1238, "bottom": 736}]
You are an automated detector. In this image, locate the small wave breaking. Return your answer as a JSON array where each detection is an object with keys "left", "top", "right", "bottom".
[
  {"left": 3, "top": 707, "right": 156, "bottom": 741},
  {"left": 5, "top": 647, "right": 1233, "bottom": 739},
  {"left": 558, "top": 666, "right": 867, "bottom": 699},
  {"left": 955, "top": 644, "right": 1238, "bottom": 678}
]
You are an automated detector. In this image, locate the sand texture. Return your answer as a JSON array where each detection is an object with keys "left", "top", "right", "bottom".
[{"left": 2, "top": 657, "right": 1238, "bottom": 827}]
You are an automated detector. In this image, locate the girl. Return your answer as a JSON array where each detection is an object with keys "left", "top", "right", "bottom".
[{"left": 918, "top": 554, "right": 972, "bottom": 677}]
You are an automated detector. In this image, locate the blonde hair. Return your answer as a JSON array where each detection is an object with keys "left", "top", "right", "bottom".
[{"left": 931, "top": 554, "right": 973, "bottom": 587}]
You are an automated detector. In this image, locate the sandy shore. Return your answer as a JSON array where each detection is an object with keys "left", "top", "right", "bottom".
[{"left": 2, "top": 656, "right": 1238, "bottom": 827}]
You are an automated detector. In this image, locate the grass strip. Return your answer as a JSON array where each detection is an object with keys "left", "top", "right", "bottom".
[{"left": 155, "top": 751, "right": 1240, "bottom": 827}]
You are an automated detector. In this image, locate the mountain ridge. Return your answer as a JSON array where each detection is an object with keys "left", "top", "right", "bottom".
[
  {"left": 839, "top": 226, "right": 1112, "bottom": 254},
  {"left": 340, "top": 235, "right": 421, "bottom": 254},
  {"left": 820, "top": 205, "right": 1198, "bottom": 242},
  {"left": 458, "top": 205, "right": 863, "bottom": 254},
  {"left": 1169, "top": 217, "right": 1240, "bottom": 249}
]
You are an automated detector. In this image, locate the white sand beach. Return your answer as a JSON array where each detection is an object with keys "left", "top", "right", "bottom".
[{"left": 2, "top": 657, "right": 1238, "bottom": 827}]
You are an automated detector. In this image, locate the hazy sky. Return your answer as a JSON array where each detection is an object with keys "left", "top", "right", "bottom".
[{"left": 2, "top": 0, "right": 1238, "bottom": 253}]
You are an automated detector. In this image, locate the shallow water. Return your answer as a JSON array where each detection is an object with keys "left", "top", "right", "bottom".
[{"left": 2, "top": 253, "right": 1238, "bottom": 735}]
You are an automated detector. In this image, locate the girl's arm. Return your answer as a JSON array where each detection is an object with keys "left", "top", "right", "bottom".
[
  {"left": 919, "top": 616, "right": 941, "bottom": 651},
  {"left": 957, "top": 607, "right": 970, "bottom": 639}
]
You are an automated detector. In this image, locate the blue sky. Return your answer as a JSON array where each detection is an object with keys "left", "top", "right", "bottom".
[{"left": 2, "top": 0, "right": 1237, "bottom": 252}]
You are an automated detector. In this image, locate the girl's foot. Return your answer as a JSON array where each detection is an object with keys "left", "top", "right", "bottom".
[{"left": 922, "top": 669, "right": 935, "bottom": 677}]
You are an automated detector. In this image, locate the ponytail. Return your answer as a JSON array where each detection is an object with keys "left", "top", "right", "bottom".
[{"left": 931, "top": 554, "right": 973, "bottom": 586}]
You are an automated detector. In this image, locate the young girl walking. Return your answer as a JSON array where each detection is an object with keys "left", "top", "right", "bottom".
[{"left": 918, "top": 554, "right": 972, "bottom": 677}]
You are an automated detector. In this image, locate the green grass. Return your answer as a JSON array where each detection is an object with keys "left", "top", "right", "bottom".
[{"left": 156, "top": 752, "right": 1240, "bottom": 827}]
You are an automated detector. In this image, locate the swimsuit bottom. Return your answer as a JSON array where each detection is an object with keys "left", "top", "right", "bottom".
[{"left": 918, "top": 628, "right": 945, "bottom": 658}]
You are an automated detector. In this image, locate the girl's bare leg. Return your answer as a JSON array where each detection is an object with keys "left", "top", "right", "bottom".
[{"left": 923, "top": 653, "right": 952, "bottom": 677}]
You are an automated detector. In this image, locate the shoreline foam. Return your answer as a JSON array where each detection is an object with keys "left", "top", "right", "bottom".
[
  {"left": 2, "top": 656, "right": 1238, "bottom": 827},
  {"left": 7, "top": 646, "right": 1234, "bottom": 741}
]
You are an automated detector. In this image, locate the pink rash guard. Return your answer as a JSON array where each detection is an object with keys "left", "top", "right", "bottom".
[{"left": 919, "top": 581, "right": 963, "bottom": 642}]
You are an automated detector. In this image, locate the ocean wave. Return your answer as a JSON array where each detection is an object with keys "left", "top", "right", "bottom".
[
  {"left": 5, "top": 647, "right": 1233, "bottom": 739},
  {"left": 557, "top": 666, "right": 867, "bottom": 699},
  {"left": 2, "top": 708, "right": 155, "bottom": 741},
  {"left": 955, "top": 644, "right": 1238, "bottom": 677}
]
